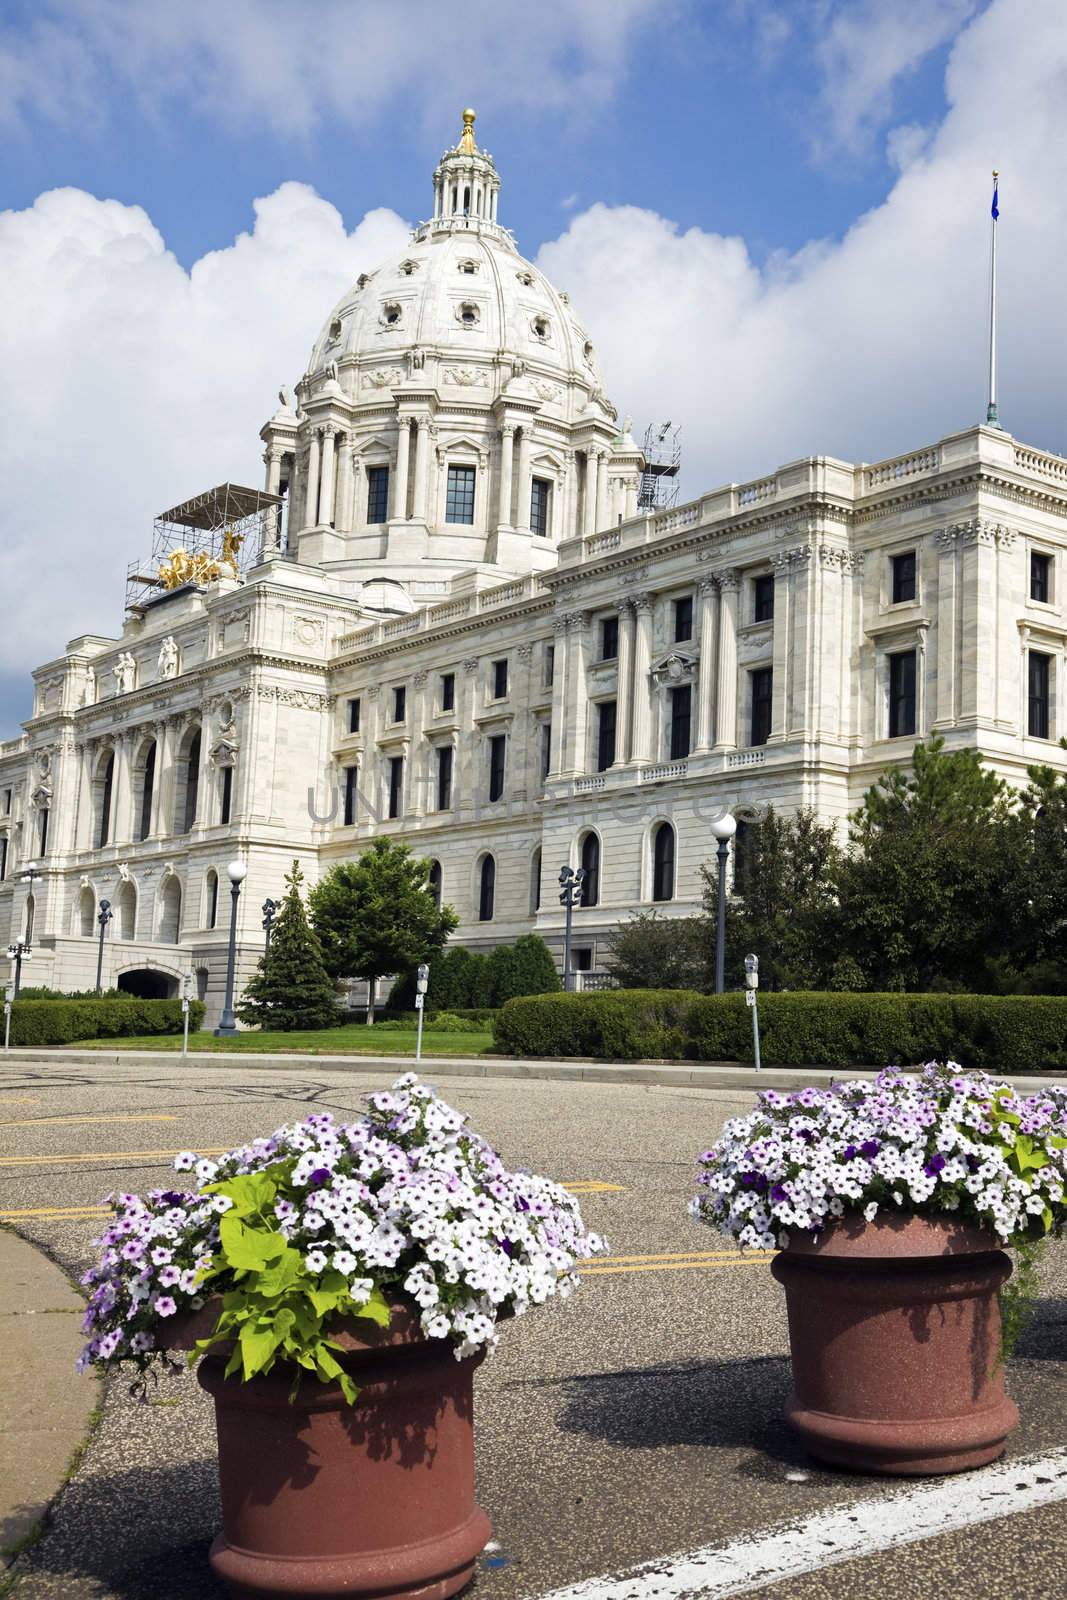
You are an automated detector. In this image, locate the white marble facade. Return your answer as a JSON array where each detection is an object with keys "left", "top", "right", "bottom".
[{"left": 3, "top": 114, "right": 1067, "bottom": 1021}]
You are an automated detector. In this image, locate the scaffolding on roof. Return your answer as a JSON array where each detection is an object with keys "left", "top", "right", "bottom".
[
  {"left": 637, "top": 422, "right": 681, "bottom": 512},
  {"left": 125, "top": 482, "right": 283, "bottom": 612}
]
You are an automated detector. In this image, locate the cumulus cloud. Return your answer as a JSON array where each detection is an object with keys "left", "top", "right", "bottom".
[
  {"left": 0, "top": 184, "right": 409, "bottom": 688},
  {"left": 0, "top": 0, "right": 661, "bottom": 137},
  {"left": 538, "top": 0, "right": 1067, "bottom": 491}
]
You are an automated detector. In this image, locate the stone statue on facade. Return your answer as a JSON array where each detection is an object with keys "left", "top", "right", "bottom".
[
  {"left": 113, "top": 652, "right": 136, "bottom": 696},
  {"left": 157, "top": 636, "right": 180, "bottom": 680}
]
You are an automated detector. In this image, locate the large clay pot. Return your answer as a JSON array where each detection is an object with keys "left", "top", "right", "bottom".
[
  {"left": 171, "top": 1302, "right": 490, "bottom": 1599},
  {"left": 771, "top": 1213, "right": 1019, "bottom": 1475}
]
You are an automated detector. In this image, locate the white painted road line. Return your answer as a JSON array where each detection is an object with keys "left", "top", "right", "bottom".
[{"left": 537, "top": 1449, "right": 1067, "bottom": 1600}]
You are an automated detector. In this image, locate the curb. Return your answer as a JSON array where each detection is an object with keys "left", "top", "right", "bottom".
[{"left": 2, "top": 1047, "right": 1062, "bottom": 1095}]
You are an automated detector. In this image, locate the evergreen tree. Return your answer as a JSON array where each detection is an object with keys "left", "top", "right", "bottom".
[
  {"left": 604, "top": 911, "right": 709, "bottom": 990},
  {"left": 701, "top": 808, "right": 839, "bottom": 991},
  {"left": 993, "top": 754, "right": 1067, "bottom": 992},
  {"left": 504, "top": 934, "right": 562, "bottom": 999},
  {"left": 309, "top": 840, "right": 458, "bottom": 1022},
  {"left": 237, "top": 861, "right": 340, "bottom": 1031}
]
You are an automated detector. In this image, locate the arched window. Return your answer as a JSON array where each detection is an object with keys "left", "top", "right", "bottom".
[
  {"left": 530, "top": 848, "right": 542, "bottom": 913},
  {"left": 79, "top": 886, "right": 96, "bottom": 937},
  {"left": 206, "top": 869, "right": 219, "bottom": 930},
  {"left": 116, "top": 879, "right": 136, "bottom": 940},
  {"left": 427, "top": 860, "right": 442, "bottom": 909},
  {"left": 24, "top": 893, "right": 35, "bottom": 944},
  {"left": 580, "top": 833, "right": 600, "bottom": 907},
  {"left": 137, "top": 743, "right": 156, "bottom": 842},
  {"left": 478, "top": 855, "right": 495, "bottom": 922},
  {"left": 180, "top": 730, "right": 201, "bottom": 834},
  {"left": 652, "top": 822, "right": 676, "bottom": 902},
  {"left": 158, "top": 877, "right": 182, "bottom": 945},
  {"left": 96, "top": 751, "right": 115, "bottom": 848}
]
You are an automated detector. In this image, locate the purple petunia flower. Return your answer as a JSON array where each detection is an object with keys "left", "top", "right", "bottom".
[
  {"left": 860, "top": 1140, "right": 880, "bottom": 1159},
  {"left": 924, "top": 1154, "right": 947, "bottom": 1176}
]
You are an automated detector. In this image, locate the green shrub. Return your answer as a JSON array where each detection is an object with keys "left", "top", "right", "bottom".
[
  {"left": 10, "top": 999, "right": 204, "bottom": 1047},
  {"left": 390, "top": 936, "right": 558, "bottom": 1013},
  {"left": 427, "top": 1011, "right": 486, "bottom": 1034},
  {"left": 494, "top": 990, "right": 701, "bottom": 1061}
]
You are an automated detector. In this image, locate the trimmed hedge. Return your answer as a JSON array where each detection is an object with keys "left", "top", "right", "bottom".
[
  {"left": 494, "top": 990, "right": 1067, "bottom": 1073},
  {"left": 493, "top": 990, "right": 699, "bottom": 1062},
  {"left": 9, "top": 999, "right": 205, "bottom": 1047}
]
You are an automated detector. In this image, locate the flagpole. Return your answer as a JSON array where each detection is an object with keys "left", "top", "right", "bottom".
[{"left": 986, "top": 169, "right": 999, "bottom": 427}]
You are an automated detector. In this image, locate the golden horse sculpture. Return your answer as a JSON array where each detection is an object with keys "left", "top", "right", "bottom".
[{"left": 158, "top": 529, "right": 244, "bottom": 590}]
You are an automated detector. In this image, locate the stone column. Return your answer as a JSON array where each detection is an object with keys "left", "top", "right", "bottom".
[
  {"left": 304, "top": 431, "right": 321, "bottom": 531},
  {"left": 713, "top": 570, "right": 740, "bottom": 751},
  {"left": 630, "top": 594, "right": 654, "bottom": 763},
  {"left": 516, "top": 425, "right": 533, "bottom": 531},
  {"left": 349, "top": 456, "right": 365, "bottom": 535},
  {"left": 192, "top": 711, "right": 211, "bottom": 827},
  {"left": 497, "top": 423, "right": 515, "bottom": 528},
  {"left": 110, "top": 734, "right": 133, "bottom": 845},
  {"left": 694, "top": 577, "right": 718, "bottom": 751},
  {"left": 596, "top": 450, "right": 610, "bottom": 531},
  {"left": 264, "top": 444, "right": 281, "bottom": 496},
  {"left": 561, "top": 450, "right": 577, "bottom": 539},
  {"left": 334, "top": 437, "right": 353, "bottom": 533},
  {"left": 563, "top": 612, "right": 590, "bottom": 774},
  {"left": 408, "top": 671, "right": 429, "bottom": 816},
  {"left": 412, "top": 419, "right": 430, "bottom": 520},
  {"left": 614, "top": 599, "right": 635, "bottom": 764},
  {"left": 552, "top": 466, "right": 566, "bottom": 542},
  {"left": 262, "top": 446, "right": 283, "bottom": 551},
  {"left": 74, "top": 741, "right": 95, "bottom": 850},
  {"left": 317, "top": 424, "right": 337, "bottom": 526},
  {"left": 582, "top": 450, "right": 599, "bottom": 539},
  {"left": 548, "top": 614, "right": 569, "bottom": 775},
  {"left": 151, "top": 718, "right": 178, "bottom": 837},
  {"left": 392, "top": 418, "right": 411, "bottom": 519},
  {"left": 474, "top": 450, "right": 489, "bottom": 533}
]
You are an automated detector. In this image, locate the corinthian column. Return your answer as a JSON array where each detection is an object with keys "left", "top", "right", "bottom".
[
  {"left": 497, "top": 424, "right": 515, "bottom": 528},
  {"left": 412, "top": 419, "right": 430, "bottom": 520},
  {"left": 583, "top": 450, "right": 599, "bottom": 539},
  {"left": 334, "top": 438, "right": 353, "bottom": 533},
  {"left": 596, "top": 450, "right": 610, "bottom": 531},
  {"left": 110, "top": 734, "right": 133, "bottom": 846},
  {"left": 516, "top": 425, "right": 533, "bottom": 531},
  {"left": 614, "top": 599, "right": 635, "bottom": 764},
  {"left": 694, "top": 578, "right": 718, "bottom": 751},
  {"left": 305, "top": 431, "right": 321, "bottom": 531},
  {"left": 563, "top": 612, "right": 590, "bottom": 774},
  {"left": 713, "top": 570, "right": 740, "bottom": 751},
  {"left": 630, "top": 594, "right": 654, "bottom": 763},
  {"left": 392, "top": 418, "right": 411, "bottom": 519},
  {"left": 318, "top": 424, "right": 337, "bottom": 526}
]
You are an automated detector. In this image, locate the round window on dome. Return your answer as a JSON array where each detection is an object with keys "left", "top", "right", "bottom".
[
  {"left": 531, "top": 315, "right": 550, "bottom": 342},
  {"left": 381, "top": 302, "right": 403, "bottom": 327},
  {"left": 583, "top": 339, "right": 595, "bottom": 362},
  {"left": 517, "top": 270, "right": 535, "bottom": 287},
  {"left": 327, "top": 317, "right": 343, "bottom": 343},
  {"left": 456, "top": 301, "right": 481, "bottom": 328}
]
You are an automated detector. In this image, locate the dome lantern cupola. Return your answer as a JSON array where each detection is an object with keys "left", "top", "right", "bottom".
[{"left": 430, "top": 109, "right": 502, "bottom": 232}]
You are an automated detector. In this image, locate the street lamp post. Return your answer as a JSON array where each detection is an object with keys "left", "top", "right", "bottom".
[
  {"left": 215, "top": 860, "right": 248, "bottom": 1037},
  {"left": 5, "top": 943, "right": 31, "bottom": 1000},
  {"left": 558, "top": 865, "right": 588, "bottom": 993},
  {"left": 709, "top": 813, "right": 737, "bottom": 995},
  {"left": 94, "top": 899, "right": 113, "bottom": 995},
  {"left": 261, "top": 898, "right": 280, "bottom": 962}
]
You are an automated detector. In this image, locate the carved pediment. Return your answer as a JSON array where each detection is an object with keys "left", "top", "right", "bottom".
[
  {"left": 210, "top": 738, "right": 239, "bottom": 769},
  {"left": 650, "top": 649, "right": 699, "bottom": 686}
]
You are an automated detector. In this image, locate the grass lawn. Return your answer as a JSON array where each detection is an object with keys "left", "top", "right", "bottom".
[{"left": 71, "top": 1027, "right": 496, "bottom": 1056}]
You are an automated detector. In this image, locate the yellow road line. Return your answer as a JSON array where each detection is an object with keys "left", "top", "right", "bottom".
[
  {"left": 589, "top": 1250, "right": 774, "bottom": 1265},
  {"left": 582, "top": 1257, "right": 774, "bottom": 1275},
  {"left": 0, "top": 1147, "right": 231, "bottom": 1167},
  {"left": 0, "top": 1114, "right": 178, "bottom": 1129},
  {"left": 561, "top": 1182, "right": 625, "bottom": 1193},
  {"left": 1, "top": 1206, "right": 109, "bottom": 1220}
]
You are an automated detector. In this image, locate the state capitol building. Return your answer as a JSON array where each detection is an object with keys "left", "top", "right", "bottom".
[{"left": 3, "top": 112, "right": 1066, "bottom": 1021}]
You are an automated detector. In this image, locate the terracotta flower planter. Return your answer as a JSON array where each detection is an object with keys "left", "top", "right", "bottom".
[
  {"left": 771, "top": 1213, "right": 1019, "bottom": 1475},
  {"left": 170, "top": 1301, "right": 490, "bottom": 1599}
]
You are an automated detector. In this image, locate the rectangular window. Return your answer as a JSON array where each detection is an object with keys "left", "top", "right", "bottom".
[
  {"left": 573, "top": 947, "right": 593, "bottom": 972},
  {"left": 388, "top": 756, "right": 403, "bottom": 819},
  {"left": 445, "top": 464, "right": 476, "bottom": 524},
  {"left": 669, "top": 684, "right": 692, "bottom": 760},
  {"left": 888, "top": 651, "right": 916, "bottom": 739},
  {"left": 541, "top": 722, "right": 552, "bottom": 780},
  {"left": 751, "top": 667, "right": 773, "bottom": 746},
  {"left": 493, "top": 659, "right": 508, "bottom": 699},
  {"left": 600, "top": 615, "right": 619, "bottom": 661},
  {"left": 754, "top": 574, "right": 775, "bottom": 623},
  {"left": 343, "top": 765, "right": 358, "bottom": 826},
  {"left": 544, "top": 643, "right": 555, "bottom": 687},
  {"left": 436, "top": 745, "right": 453, "bottom": 811},
  {"left": 38, "top": 808, "right": 49, "bottom": 855},
  {"left": 219, "top": 766, "right": 233, "bottom": 825},
  {"left": 673, "top": 595, "right": 693, "bottom": 642},
  {"left": 2, "top": 789, "right": 10, "bottom": 815},
  {"left": 440, "top": 672, "right": 455, "bottom": 713},
  {"left": 488, "top": 734, "right": 506, "bottom": 802},
  {"left": 1028, "top": 651, "right": 1051, "bottom": 739},
  {"left": 892, "top": 551, "right": 917, "bottom": 604},
  {"left": 597, "top": 700, "right": 617, "bottom": 771},
  {"left": 530, "top": 477, "right": 551, "bottom": 536},
  {"left": 366, "top": 466, "right": 390, "bottom": 524},
  {"left": 1031, "top": 552, "right": 1052, "bottom": 604},
  {"left": 347, "top": 697, "right": 361, "bottom": 734},
  {"left": 0, "top": 836, "right": 7, "bottom": 882},
  {"left": 393, "top": 685, "right": 406, "bottom": 723}
]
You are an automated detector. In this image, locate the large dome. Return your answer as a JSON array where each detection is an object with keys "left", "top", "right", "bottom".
[{"left": 261, "top": 110, "right": 642, "bottom": 595}]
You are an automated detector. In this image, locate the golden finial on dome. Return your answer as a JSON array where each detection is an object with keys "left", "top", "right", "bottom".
[{"left": 458, "top": 108, "right": 477, "bottom": 155}]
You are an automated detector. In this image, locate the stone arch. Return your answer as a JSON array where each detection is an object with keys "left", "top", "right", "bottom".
[
  {"left": 174, "top": 723, "right": 202, "bottom": 835},
  {"left": 132, "top": 735, "right": 157, "bottom": 843},
  {"left": 157, "top": 874, "right": 182, "bottom": 944},
  {"left": 116, "top": 967, "right": 178, "bottom": 1000},
  {"left": 115, "top": 878, "right": 137, "bottom": 940},
  {"left": 578, "top": 829, "right": 601, "bottom": 907},
  {"left": 476, "top": 853, "right": 495, "bottom": 922},
  {"left": 78, "top": 884, "right": 96, "bottom": 937},
  {"left": 529, "top": 845, "right": 543, "bottom": 913},
  {"left": 205, "top": 868, "right": 219, "bottom": 930},
  {"left": 93, "top": 745, "right": 116, "bottom": 849},
  {"left": 651, "top": 819, "right": 676, "bottom": 903},
  {"left": 24, "top": 892, "right": 35, "bottom": 944}
]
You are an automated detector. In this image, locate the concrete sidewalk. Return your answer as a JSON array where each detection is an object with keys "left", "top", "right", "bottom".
[
  {"left": 2, "top": 1047, "right": 1064, "bottom": 1096},
  {"left": 0, "top": 1228, "right": 98, "bottom": 1568}
]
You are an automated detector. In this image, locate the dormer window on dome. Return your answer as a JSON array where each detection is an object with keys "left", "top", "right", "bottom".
[
  {"left": 399, "top": 260, "right": 419, "bottom": 276},
  {"left": 458, "top": 258, "right": 480, "bottom": 275},
  {"left": 516, "top": 270, "right": 535, "bottom": 287}
]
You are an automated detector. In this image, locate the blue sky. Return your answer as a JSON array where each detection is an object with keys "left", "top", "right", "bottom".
[{"left": 3, "top": 0, "right": 1066, "bottom": 739}]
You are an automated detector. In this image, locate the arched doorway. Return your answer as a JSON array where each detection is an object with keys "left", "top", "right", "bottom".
[{"left": 117, "top": 969, "right": 176, "bottom": 1000}]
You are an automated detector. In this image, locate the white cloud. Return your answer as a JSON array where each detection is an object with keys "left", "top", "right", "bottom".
[
  {"left": 0, "top": 184, "right": 410, "bottom": 679},
  {"left": 537, "top": 0, "right": 1067, "bottom": 492},
  {"left": 0, "top": 0, "right": 661, "bottom": 137}
]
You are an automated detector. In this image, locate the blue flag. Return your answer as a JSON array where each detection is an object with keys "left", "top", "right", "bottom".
[{"left": 991, "top": 180, "right": 999, "bottom": 220}]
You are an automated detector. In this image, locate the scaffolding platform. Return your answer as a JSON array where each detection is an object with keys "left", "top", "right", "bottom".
[
  {"left": 125, "top": 483, "right": 283, "bottom": 612},
  {"left": 638, "top": 423, "right": 681, "bottom": 512}
]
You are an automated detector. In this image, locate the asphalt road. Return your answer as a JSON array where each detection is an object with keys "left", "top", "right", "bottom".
[{"left": 1, "top": 1057, "right": 1066, "bottom": 1600}]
